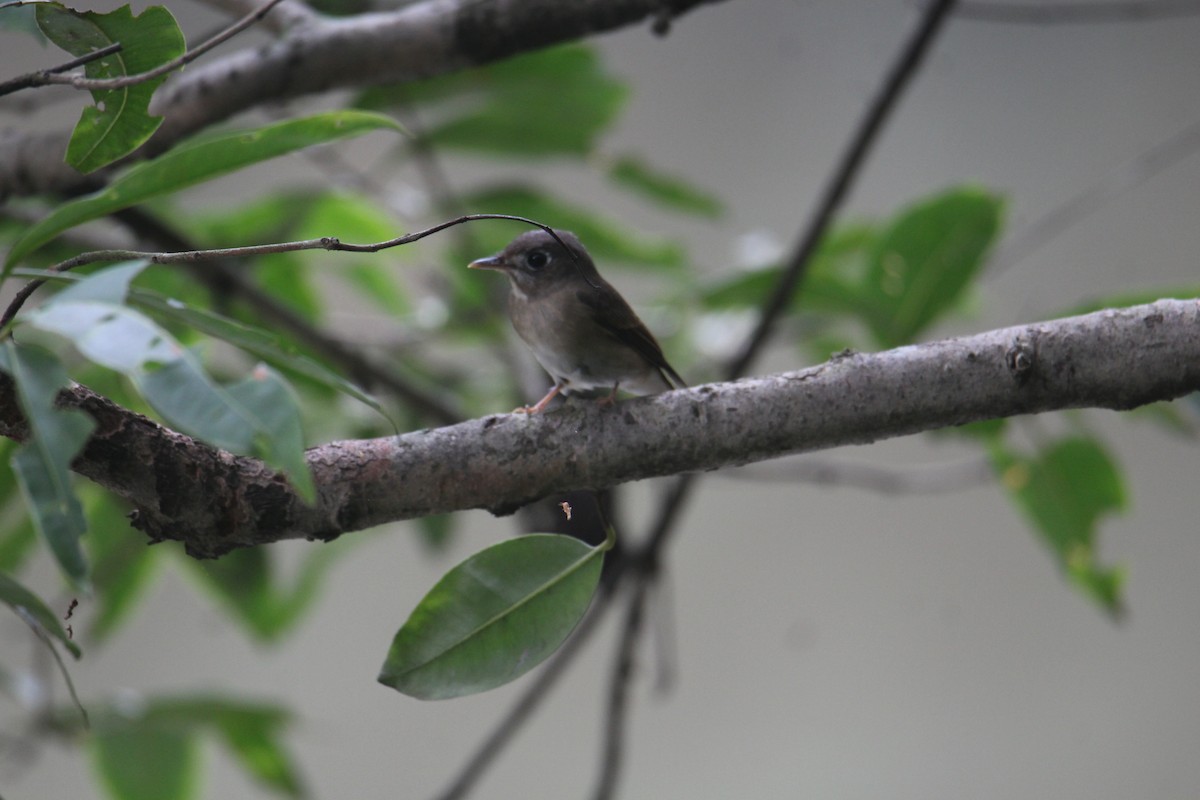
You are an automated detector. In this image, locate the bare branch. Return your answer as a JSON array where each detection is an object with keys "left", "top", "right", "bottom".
[
  {"left": 725, "top": 0, "right": 959, "bottom": 378},
  {"left": 720, "top": 454, "right": 994, "bottom": 494},
  {"left": 0, "top": 213, "right": 559, "bottom": 330},
  {"left": 0, "top": 300, "right": 1192, "bottom": 557},
  {"left": 591, "top": 573, "right": 650, "bottom": 800},
  {"left": 0, "top": 0, "right": 289, "bottom": 98},
  {"left": 0, "top": 44, "right": 124, "bottom": 98},
  {"left": 647, "top": 0, "right": 960, "bottom": 566},
  {"left": 433, "top": 584, "right": 617, "bottom": 800},
  {"left": 990, "top": 117, "right": 1200, "bottom": 275},
  {"left": 110, "top": 208, "right": 466, "bottom": 425},
  {"left": 0, "top": 0, "right": 727, "bottom": 200},
  {"left": 953, "top": 0, "right": 1200, "bottom": 24}
]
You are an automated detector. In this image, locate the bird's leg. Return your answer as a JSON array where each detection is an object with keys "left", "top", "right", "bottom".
[
  {"left": 516, "top": 382, "right": 564, "bottom": 414},
  {"left": 595, "top": 382, "right": 621, "bottom": 409}
]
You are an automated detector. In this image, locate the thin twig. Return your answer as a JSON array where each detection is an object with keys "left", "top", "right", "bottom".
[
  {"left": 0, "top": 213, "right": 563, "bottom": 331},
  {"left": 726, "top": 0, "right": 960, "bottom": 379},
  {"left": 113, "top": 208, "right": 467, "bottom": 425},
  {"left": 586, "top": 7, "right": 963, "bottom": 795},
  {"left": 590, "top": 5, "right": 964, "bottom": 790},
  {"left": 42, "top": 44, "right": 126, "bottom": 77},
  {"left": 193, "top": 0, "right": 314, "bottom": 33},
  {"left": 641, "top": 0, "right": 961, "bottom": 559},
  {"left": 0, "top": 44, "right": 125, "bottom": 98},
  {"left": 989, "top": 117, "right": 1200, "bottom": 276},
  {"left": 591, "top": 573, "right": 650, "bottom": 800},
  {"left": 2, "top": 0, "right": 288, "bottom": 98},
  {"left": 433, "top": 584, "right": 617, "bottom": 800},
  {"left": 20, "top": 616, "right": 87, "bottom": 729},
  {"left": 720, "top": 454, "right": 994, "bottom": 494},
  {"left": 953, "top": 0, "right": 1200, "bottom": 23}
]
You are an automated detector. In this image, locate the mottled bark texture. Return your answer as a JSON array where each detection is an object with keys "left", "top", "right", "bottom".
[{"left": 0, "top": 300, "right": 1195, "bottom": 557}]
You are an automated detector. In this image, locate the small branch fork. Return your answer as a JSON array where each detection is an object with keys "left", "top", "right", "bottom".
[
  {"left": 585, "top": 1, "right": 961, "bottom": 796},
  {"left": 0, "top": 0, "right": 289, "bottom": 99},
  {"left": 434, "top": 1, "right": 964, "bottom": 796},
  {"left": 3, "top": 1, "right": 1191, "bottom": 797},
  {"left": 0, "top": 0, "right": 729, "bottom": 200}
]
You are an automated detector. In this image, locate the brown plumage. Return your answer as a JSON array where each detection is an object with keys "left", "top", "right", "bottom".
[{"left": 469, "top": 229, "right": 685, "bottom": 413}]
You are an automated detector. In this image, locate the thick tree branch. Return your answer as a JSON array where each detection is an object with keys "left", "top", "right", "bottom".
[
  {"left": 0, "top": 0, "right": 726, "bottom": 201},
  {"left": 0, "top": 300, "right": 1194, "bottom": 557}
]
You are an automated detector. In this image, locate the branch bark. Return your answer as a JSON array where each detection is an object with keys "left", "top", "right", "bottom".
[
  {"left": 0, "top": 0, "right": 726, "bottom": 201},
  {"left": 0, "top": 299, "right": 1194, "bottom": 558}
]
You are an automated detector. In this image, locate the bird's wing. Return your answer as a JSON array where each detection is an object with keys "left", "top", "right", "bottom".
[{"left": 576, "top": 285, "right": 687, "bottom": 389}]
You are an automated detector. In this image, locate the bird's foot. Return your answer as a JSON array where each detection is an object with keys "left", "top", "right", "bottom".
[{"left": 515, "top": 383, "right": 564, "bottom": 415}]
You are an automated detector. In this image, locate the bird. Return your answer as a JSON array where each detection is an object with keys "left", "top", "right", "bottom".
[{"left": 469, "top": 229, "right": 686, "bottom": 414}]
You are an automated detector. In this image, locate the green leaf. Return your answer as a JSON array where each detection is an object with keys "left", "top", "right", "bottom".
[
  {"left": 135, "top": 358, "right": 261, "bottom": 451},
  {"left": 0, "top": 439, "right": 40, "bottom": 572},
  {"left": 93, "top": 724, "right": 198, "bottom": 800},
  {"left": 179, "top": 191, "right": 322, "bottom": 248},
  {"left": 862, "top": 187, "right": 1003, "bottom": 347},
  {"left": 0, "top": 514, "right": 38, "bottom": 573},
  {"left": 84, "top": 695, "right": 304, "bottom": 799},
  {"left": 24, "top": 300, "right": 179, "bottom": 373},
  {"left": 415, "top": 513, "right": 455, "bottom": 554},
  {"left": 52, "top": 259, "right": 149, "bottom": 305},
  {"left": 700, "top": 223, "right": 877, "bottom": 312},
  {"left": 461, "top": 184, "right": 684, "bottom": 270},
  {"left": 206, "top": 701, "right": 305, "bottom": 797},
  {"left": 293, "top": 192, "right": 411, "bottom": 316},
  {"left": 379, "top": 533, "right": 605, "bottom": 700},
  {"left": 20, "top": 295, "right": 314, "bottom": 494},
  {"left": 185, "top": 542, "right": 352, "bottom": 641},
  {"left": 85, "top": 488, "right": 160, "bottom": 642},
  {"left": 226, "top": 365, "right": 315, "bottom": 504},
  {"left": 606, "top": 155, "right": 723, "bottom": 217},
  {"left": 129, "top": 289, "right": 382, "bottom": 415},
  {"left": 23, "top": 293, "right": 311, "bottom": 466},
  {"left": 701, "top": 268, "right": 778, "bottom": 310},
  {"left": 91, "top": 696, "right": 304, "bottom": 798},
  {"left": 0, "top": 4, "right": 43, "bottom": 38},
  {"left": 0, "top": 342, "right": 95, "bottom": 587},
  {"left": 992, "top": 436, "right": 1126, "bottom": 616},
  {"left": 21, "top": 300, "right": 247, "bottom": 442},
  {"left": 5, "top": 110, "right": 405, "bottom": 272},
  {"left": 255, "top": 253, "right": 322, "bottom": 320},
  {"left": 35, "top": 4, "right": 186, "bottom": 173},
  {"left": 0, "top": 569, "right": 81, "bottom": 658},
  {"left": 365, "top": 44, "right": 626, "bottom": 157},
  {"left": 172, "top": 192, "right": 326, "bottom": 321},
  {"left": 703, "top": 192, "right": 1002, "bottom": 351}
]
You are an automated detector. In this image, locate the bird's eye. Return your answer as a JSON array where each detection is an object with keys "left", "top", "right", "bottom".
[{"left": 525, "top": 250, "right": 549, "bottom": 270}]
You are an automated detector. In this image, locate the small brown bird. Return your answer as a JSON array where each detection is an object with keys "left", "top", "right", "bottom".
[{"left": 469, "top": 229, "right": 686, "bottom": 413}]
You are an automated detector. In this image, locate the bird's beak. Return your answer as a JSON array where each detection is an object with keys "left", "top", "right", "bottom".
[{"left": 468, "top": 255, "right": 509, "bottom": 271}]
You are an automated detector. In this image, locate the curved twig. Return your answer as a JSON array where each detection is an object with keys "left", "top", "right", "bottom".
[{"left": 0, "top": 213, "right": 561, "bottom": 331}]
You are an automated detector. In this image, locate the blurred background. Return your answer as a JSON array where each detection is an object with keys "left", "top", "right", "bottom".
[{"left": 3, "top": 1, "right": 1200, "bottom": 798}]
